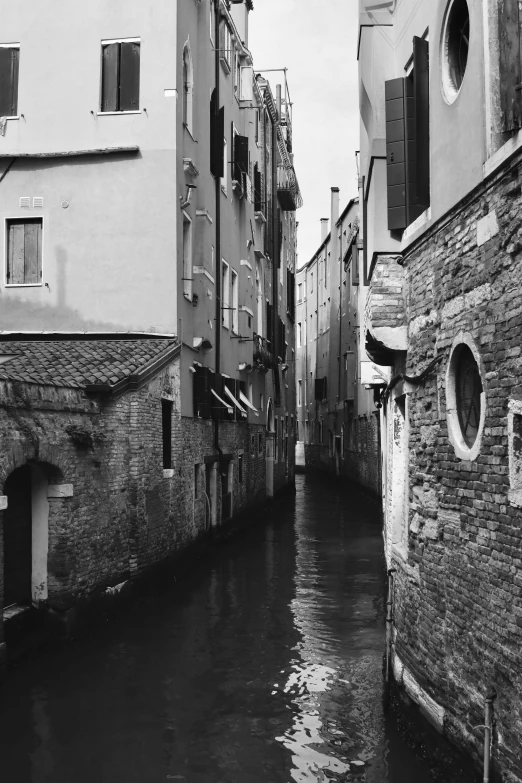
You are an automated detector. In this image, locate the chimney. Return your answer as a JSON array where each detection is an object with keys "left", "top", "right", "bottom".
[
  {"left": 229, "top": 1, "right": 251, "bottom": 47},
  {"left": 276, "top": 84, "right": 282, "bottom": 124},
  {"left": 330, "top": 187, "right": 340, "bottom": 245},
  {"left": 320, "top": 218, "right": 329, "bottom": 244}
]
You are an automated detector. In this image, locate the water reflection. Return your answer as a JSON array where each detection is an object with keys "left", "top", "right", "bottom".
[{"left": 0, "top": 474, "right": 477, "bottom": 782}]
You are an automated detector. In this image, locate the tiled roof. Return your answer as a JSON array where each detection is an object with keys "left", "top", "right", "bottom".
[{"left": 0, "top": 339, "right": 179, "bottom": 388}]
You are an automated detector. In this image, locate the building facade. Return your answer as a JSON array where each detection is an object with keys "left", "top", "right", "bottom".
[
  {"left": 360, "top": 0, "right": 522, "bottom": 779},
  {"left": 295, "top": 190, "right": 382, "bottom": 495},
  {"left": 0, "top": 0, "right": 301, "bottom": 660}
]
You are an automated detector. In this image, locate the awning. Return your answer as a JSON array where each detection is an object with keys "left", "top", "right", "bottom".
[
  {"left": 224, "top": 385, "right": 247, "bottom": 415},
  {"left": 211, "top": 388, "right": 233, "bottom": 415},
  {"left": 239, "top": 390, "right": 259, "bottom": 416}
]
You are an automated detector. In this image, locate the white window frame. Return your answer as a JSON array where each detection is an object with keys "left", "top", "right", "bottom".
[
  {"left": 221, "top": 137, "right": 228, "bottom": 194},
  {"left": 231, "top": 267, "right": 239, "bottom": 334},
  {"left": 4, "top": 215, "right": 44, "bottom": 287},
  {"left": 222, "top": 259, "right": 230, "bottom": 328},
  {"left": 0, "top": 43, "right": 20, "bottom": 120},
  {"left": 182, "top": 211, "right": 193, "bottom": 300},
  {"left": 98, "top": 38, "right": 142, "bottom": 116}
]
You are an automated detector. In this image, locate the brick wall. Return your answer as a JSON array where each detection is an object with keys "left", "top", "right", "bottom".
[
  {"left": 0, "top": 352, "right": 286, "bottom": 650},
  {"left": 388, "top": 149, "right": 522, "bottom": 781}
]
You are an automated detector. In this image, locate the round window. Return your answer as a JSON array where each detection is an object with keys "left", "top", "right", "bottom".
[
  {"left": 456, "top": 345, "right": 482, "bottom": 447},
  {"left": 441, "top": 0, "right": 470, "bottom": 103},
  {"left": 446, "top": 335, "right": 486, "bottom": 461}
]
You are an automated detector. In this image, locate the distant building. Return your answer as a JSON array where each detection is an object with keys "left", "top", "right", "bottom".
[
  {"left": 360, "top": 0, "right": 522, "bottom": 778},
  {"left": 0, "top": 0, "right": 301, "bottom": 660},
  {"left": 295, "top": 190, "right": 381, "bottom": 495}
]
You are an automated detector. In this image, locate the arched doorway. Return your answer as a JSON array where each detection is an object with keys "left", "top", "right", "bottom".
[
  {"left": 2, "top": 463, "right": 49, "bottom": 612},
  {"left": 266, "top": 398, "right": 275, "bottom": 498}
]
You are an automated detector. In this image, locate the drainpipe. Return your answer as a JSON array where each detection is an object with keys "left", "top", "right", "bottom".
[
  {"left": 483, "top": 688, "right": 496, "bottom": 783},
  {"left": 385, "top": 568, "right": 396, "bottom": 683},
  {"left": 272, "top": 86, "right": 281, "bottom": 367},
  {"left": 214, "top": 0, "right": 222, "bottom": 460}
]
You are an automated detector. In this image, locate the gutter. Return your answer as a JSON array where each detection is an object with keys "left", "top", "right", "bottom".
[{"left": 84, "top": 343, "right": 181, "bottom": 398}]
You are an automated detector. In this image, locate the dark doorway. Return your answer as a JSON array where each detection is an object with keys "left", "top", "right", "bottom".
[{"left": 3, "top": 466, "right": 32, "bottom": 608}]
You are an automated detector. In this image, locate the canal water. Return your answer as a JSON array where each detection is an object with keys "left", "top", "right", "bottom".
[{"left": 0, "top": 473, "right": 478, "bottom": 783}]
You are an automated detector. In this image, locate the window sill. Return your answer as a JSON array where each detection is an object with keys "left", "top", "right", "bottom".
[
  {"left": 4, "top": 283, "right": 42, "bottom": 288},
  {"left": 163, "top": 468, "right": 175, "bottom": 479},
  {"left": 2, "top": 116, "right": 19, "bottom": 121},
  {"left": 97, "top": 110, "right": 142, "bottom": 116}
]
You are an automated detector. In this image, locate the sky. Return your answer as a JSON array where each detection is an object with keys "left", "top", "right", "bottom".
[{"left": 249, "top": 0, "right": 360, "bottom": 268}]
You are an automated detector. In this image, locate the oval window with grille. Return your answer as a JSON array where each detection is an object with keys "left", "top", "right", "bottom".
[
  {"left": 441, "top": 0, "right": 470, "bottom": 104},
  {"left": 446, "top": 335, "right": 486, "bottom": 461}
]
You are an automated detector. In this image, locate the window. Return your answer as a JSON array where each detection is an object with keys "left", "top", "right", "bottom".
[
  {"left": 221, "top": 137, "right": 228, "bottom": 193},
  {"left": 260, "top": 393, "right": 264, "bottom": 414},
  {"left": 508, "top": 400, "right": 522, "bottom": 506},
  {"left": 233, "top": 129, "right": 249, "bottom": 190},
  {"left": 101, "top": 39, "right": 140, "bottom": 112},
  {"left": 385, "top": 35, "right": 429, "bottom": 230},
  {"left": 0, "top": 45, "right": 19, "bottom": 117},
  {"left": 231, "top": 269, "right": 239, "bottom": 334},
  {"left": 298, "top": 380, "right": 302, "bottom": 407},
  {"left": 256, "top": 259, "right": 264, "bottom": 336},
  {"left": 6, "top": 218, "right": 42, "bottom": 285},
  {"left": 238, "top": 453, "right": 243, "bottom": 484},
  {"left": 446, "top": 335, "right": 486, "bottom": 461},
  {"left": 183, "top": 213, "right": 193, "bottom": 300},
  {"left": 182, "top": 42, "right": 194, "bottom": 133},
  {"left": 219, "top": 21, "right": 232, "bottom": 72},
  {"left": 258, "top": 433, "right": 263, "bottom": 456},
  {"left": 222, "top": 260, "right": 230, "bottom": 327},
  {"left": 297, "top": 321, "right": 303, "bottom": 348},
  {"left": 194, "top": 463, "right": 200, "bottom": 499},
  {"left": 162, "top": 400, "right": 173, "bottom": 469},
  {"left": 297, "top": 283, "right": 303, "bottom": 302},
  {"left": 310, "top": 272, "right": 313, "bottom": 293},
  {"left": 250, "top": 434, "right": 255, "bottom": 457},
  {"left": 441, "top": 0, "right": 469, "bottom": 103}
]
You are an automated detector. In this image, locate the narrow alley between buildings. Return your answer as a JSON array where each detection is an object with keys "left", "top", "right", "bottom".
[{"left": 0, "top": 475, "right": 477, "bottom": 783}]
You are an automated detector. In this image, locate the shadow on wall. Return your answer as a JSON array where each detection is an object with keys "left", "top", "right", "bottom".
[{"left": 0, "top": 244, "right": 129, "bottom": 333}]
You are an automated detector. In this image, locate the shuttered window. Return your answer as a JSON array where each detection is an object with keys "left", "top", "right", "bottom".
[
  {"left": 210, "top": 89, "right": 225, "bottom": 178},
  {"left": 0, "top": 46, "right": 19, "bottom": 117},
  {"left": 101, "top": 41, "right": 140, "bottom": 112},
  {"left": 233, "top": 132, "right": 249, "bottom": 187},
  {"left": 6, "top": 219, "right": 42, "bottom": 285},
  {"left": 385, "top": 36, "right": 430, "bottom": 231},
  {"left": 499, "top": 0, "right": 522, "bottom": 132}
]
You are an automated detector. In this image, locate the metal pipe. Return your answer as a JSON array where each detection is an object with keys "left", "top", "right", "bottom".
[
  {"left": 214, "top": 0, "right": 222, "bottom": 461},
  {"left": 385, "top": 568, "right": 396, "bottom": 683},
  {"left": 483, "top": 688, "right": 496, "bottom": 783}
]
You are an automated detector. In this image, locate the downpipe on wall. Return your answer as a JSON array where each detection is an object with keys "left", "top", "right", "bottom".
[
  {"left": 481, "top": 688, "right": 496, "bottom": 783},
  {"left": 385, "top": 567, "right": 396, "bottom": 685}
]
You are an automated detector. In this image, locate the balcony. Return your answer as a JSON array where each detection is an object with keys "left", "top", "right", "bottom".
[
  {"left": 365, "top": 255, "right": 406, "bottom": 365},
  {"left": 277, "top": 165, "right": 302, "bottom": 211}
]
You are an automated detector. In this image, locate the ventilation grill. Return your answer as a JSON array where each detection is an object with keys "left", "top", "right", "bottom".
[
  {"left": 19, "top": 197, "right": 30, "bottom": 208},
  {"left": 33, "top": 197, "right": 44, "bottom": 208}
]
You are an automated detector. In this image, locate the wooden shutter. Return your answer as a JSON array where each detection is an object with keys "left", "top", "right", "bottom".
[
  {"left": 119, "top": 42, "right": 140, "bottom": 111},
  {"left": 210, "top": 89, "right": 225, "bottom": 179},
  {"left": 234, "top": 134, "right": 248, "bottom": 184},
  {"left": 194, "top": 366, "right": 212, "bottom": 418},
  {"left": 413, "top": 37, "right": 430, "bottom": 211},
  {"left": 7, "top": 219, "right": 42, "bottom": 285},
  {"left": 102, "top": 43, "right": 119, "bottom": 112},
  {"left": 162, "top": 400, "right": 173, "bottom": 469},
  {"left": 499, "top": 0, "right": 522, "bottom": 132},
  {"left": 0, "top": 47, "right": 19, "bottom": 117},
  {"left": 385, "top": 78, "right": 408, "bottom": 230},
  {"left": 351, "top": 240, "right": 359, "bottom": 286}
]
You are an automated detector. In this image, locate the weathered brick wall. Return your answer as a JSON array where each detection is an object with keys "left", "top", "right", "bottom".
[
  {"left": 0, "top": 355, "right": 279, "bottom": 647},
  {"left": 391, "top": 149, "right": 522, "bottom": 781},
  {"left": 366, "top": 255, "right": 406, "bottom": 331},
  {"left": 304, "top": 413, "right": 381, "bottom": 498}
]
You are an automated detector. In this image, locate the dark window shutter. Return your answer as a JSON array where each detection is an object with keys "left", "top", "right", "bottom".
[
  {"left": 0, "top": 48, "right": 19, "bottom": 117},
  {"left": 194, "top": 366, "right": 212, "bottom": 418},
  {"left": 234, "top": 134, "right": 249, "bottom": 184},
  {"left": 162, "top": 400, "right": 173, "bottom": 469},
  {"left": 499, "top": 0, "right": 522, "bottom": 132},
  {"left": 210, "top": 90, "right": 225, "bottom": 179},
  {"left": 385, "top": 77, "right": 408, "bottom": 230},
  {"left": 315, "top": 378, "right": 322, "bottom": 402},
  {"left": 413, "top": 36, "right": 430, "bottom": 211},
  {"left": 351, "top": 241, "right": 360, "bottom": 286},
  {"left": 254, "top": 165, "right": 262, "bottom": 211},
  {"left": 102, "top": 43, "right": 119, "bottom": 112},
  {"left": 210, "top": 89, "right": 217, "bottom": 176},
  {"left": 119, "top": 42, "right": 140, "bottom": 111}
]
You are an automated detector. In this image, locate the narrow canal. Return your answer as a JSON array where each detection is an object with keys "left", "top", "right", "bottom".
[{"left": 0, "top": 474, "right": 478, "bottom": 783}]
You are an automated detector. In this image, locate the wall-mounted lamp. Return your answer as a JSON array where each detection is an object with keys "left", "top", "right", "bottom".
[{"left": 180, "top": 183, "right": 197, "bottom": 209}]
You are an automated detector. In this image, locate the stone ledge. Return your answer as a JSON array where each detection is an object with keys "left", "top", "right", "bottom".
[{"left": 47, "top": 484, "right": 74, "bottom": 499}]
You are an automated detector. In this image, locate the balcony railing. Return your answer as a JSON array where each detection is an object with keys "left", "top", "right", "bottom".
[{"left": 277, "top": 165, "right": 302, "bottom": 211}]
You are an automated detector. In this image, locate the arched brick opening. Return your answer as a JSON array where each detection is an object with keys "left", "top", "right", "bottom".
[{"left": 0, "top": 457, "right": 69, "bottom": 626}]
